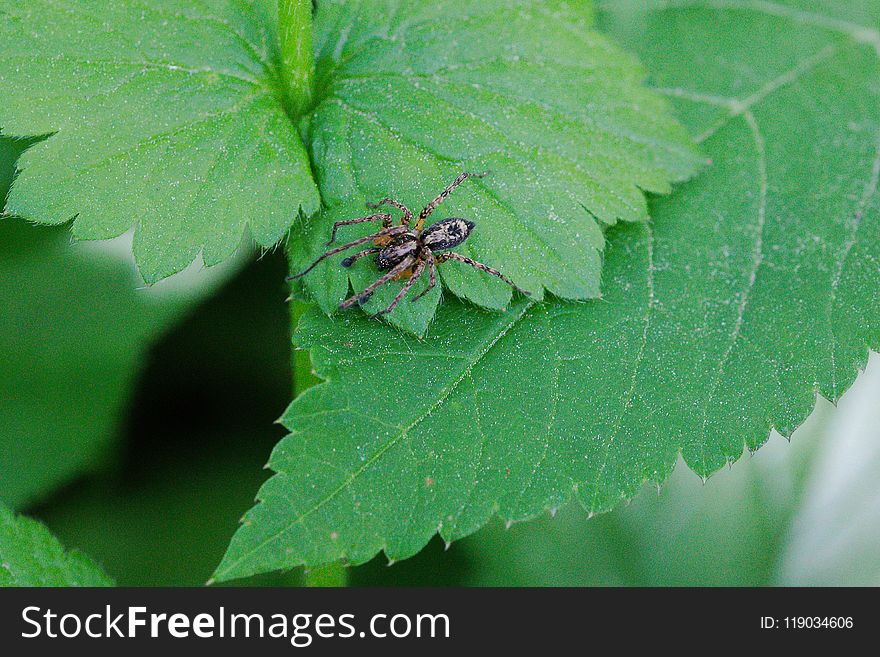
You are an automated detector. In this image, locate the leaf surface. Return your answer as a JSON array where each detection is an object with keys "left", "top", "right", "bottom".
[
  {"left": 214, "top": 0, "right": 880, "bottom": 579},
  {"left": 292, "top": 0, "right": 703, "bottom": 334},
  {"left": 0, "top": 0, "right": 699, "bottom": 301},
  {"left": 0, "top": 503, "right": 113, "bottom": 586},
  {"left": 0, "top": 0, "right": 320, "bottom": 282}
]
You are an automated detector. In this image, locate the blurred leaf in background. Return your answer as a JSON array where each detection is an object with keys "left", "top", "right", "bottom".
[
  {"left": 0, "top": 215, "right": 176, "bottom": 508},
  {"left": 0, "top": 133, "right": 30, "bottom": 201},
  {"left": 36, "top": 437, "right": 296, "bottom": 587},
  {"left": 34, "top": 252, "right": 299, "bottom": 586},
  {"left": 778, "top": 352, "right": 880, "bottom": 586}
]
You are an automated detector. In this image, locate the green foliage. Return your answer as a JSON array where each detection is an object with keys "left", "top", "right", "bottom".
[
  {"left": 1, "top": 131, "right": 248, "bottom": 509},
  {"left": 292, "top": 0, "right": 702, "bottom": 333},
  {"left": 40, "top": 439, "right": 296, "bottom": 587},
  {"left": 37, "top": 250, "right": 302, "bottom": 587},
  {"left": 2, "top": 0, "right": 878, "bottom": 589},
  {"left": 0, "top": 215, "right": 175, "bottom": 508},
  {"left": 0, "top": 0, "right": 320, "bottom": 283},
  {"left": 215, "top": 1, "right": 880, "bottom": 580},
  {"left": 0, "top": 503, "right": 113, "bottom": 586},
  {"left": 0, "top": 0, "right": 700, "bottom": 325},
  {"left": 352, "top": 359, "right": 880, "bottom": 587}
]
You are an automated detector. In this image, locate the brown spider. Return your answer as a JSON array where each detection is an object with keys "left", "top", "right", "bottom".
[{"left": 290, "top": 172, "right": 531, "bottom": 317}]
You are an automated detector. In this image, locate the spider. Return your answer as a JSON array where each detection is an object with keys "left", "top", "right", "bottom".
[{"left": 289, "top": 171, "right": 531, "bottom": 317}]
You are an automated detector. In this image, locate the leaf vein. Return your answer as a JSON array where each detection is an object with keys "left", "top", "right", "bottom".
[
  {"left": 587, "top": 224, "right": 656, "bottom": 509},
  {"left": 696, "top": 111, "right": 768, "bottom": 468},
  {"left": 223, "top": 302, "right": 535, "bottom": 575}
]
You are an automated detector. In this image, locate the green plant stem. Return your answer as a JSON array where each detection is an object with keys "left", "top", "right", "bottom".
[
  {"left": 278, "top": 0, "right": 314, "bottom": 118},
  {"left": 289, "top": 299, "right": 347, "bottom": 586},
  {"left": 279, "top": 2, "right": 344, "bottom": 583}
]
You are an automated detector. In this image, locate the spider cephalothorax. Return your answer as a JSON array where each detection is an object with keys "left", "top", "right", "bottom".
[{"left": 290, "top": 172, "right": 530, "bottom": 317}]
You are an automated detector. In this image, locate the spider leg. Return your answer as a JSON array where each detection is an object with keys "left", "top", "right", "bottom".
[
  {"left": 436, "top": 252, "right": 532, "bottom": 296},
  {"left": 327, "top": 213, "right": 392, "bottom": 244},
  {"left": 415, "top": 171, "right": 490, "bottom": 232},
  {"left": 288, "top": 225, "right": 407, "bottom": 280},
  {"left": 411, "top": 256, "right": 437, "bottom": 302},
  {"left": 372, "top": 259, "right": 428, "bottom": 318},
  {"left": 340, "top": 248, "right": 380, "bottom": 268},
  {"left": 366, "top": 198, "right": 413, "bottom": 227},
  {"left": 339, "top": 255, "right": 417, "bottom": 310}
]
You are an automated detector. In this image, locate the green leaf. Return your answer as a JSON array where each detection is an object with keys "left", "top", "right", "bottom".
[
  {"left": 215, "top": 0, "right": 880, "bottom": 580},
  {"left": 0, "top": 503, "right": 113, "bottom": 586},
  {"left": 293, "top": 0, "right": 703, "bottom": 334},
  {"left": 349, "top": 390, "right": 832, "bottom": 586},
  {"left": 40, "top": 437, "right": 298, "bottom": 587},
  {"left": 0, "top": 0, "right": 699, "bottom": 308},
  {"left": 0, "top": 210, "right": 174, "bottom": 508},
  {"left": 455, "top": 431, "right": 819, "bottom": 587},
  {"left": 357, "top": 357, "right": 880, "bottom": 586},
  {"left": 0, "top": 0, "right": 320, "bottom": 283}
]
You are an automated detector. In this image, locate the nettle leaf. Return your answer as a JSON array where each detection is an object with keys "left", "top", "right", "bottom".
[
  {"left": 0, "top": 1, "right": 698, "bottom": 300},
  {"left": 0, "top": 0, "right": 319, "bottom": 283},
  {"left": 292, "top": 0, "right": 703, "bottom": 334},
  {"left": 214, "top": 1, "right": 880, "bottom": 580},
  {"left": 0, "top": 503, "right": 113, "bottom": 586}
]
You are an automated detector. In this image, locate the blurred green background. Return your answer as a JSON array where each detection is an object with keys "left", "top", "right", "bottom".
[{"left": 2, "top": 133, "right": 879, "bottom": 587}]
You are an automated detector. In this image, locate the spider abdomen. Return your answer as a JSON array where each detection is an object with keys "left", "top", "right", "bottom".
[
  {"left": 376, "top": 235, "right": 418, "bottom": 270},
  {"left": 422, "top": 218, "right": 475, "bottom": 251}
]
